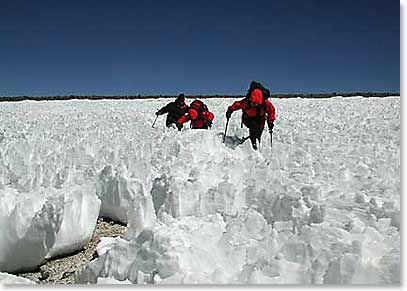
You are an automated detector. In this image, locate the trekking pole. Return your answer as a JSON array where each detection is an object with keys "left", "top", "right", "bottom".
[
  {"left": 222, "top": 118, "right": 230, "bottom": 143},
  {"left": 270, "top": 129, "right": 273, "bottom": 148},
  {"left": 151, "top": 115, "right": 159, "bottom": 128}
]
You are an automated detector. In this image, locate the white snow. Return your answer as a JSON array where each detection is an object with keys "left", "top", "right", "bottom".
[
  {"left": 0, "top": 188, "right": 62, "bottom": 272},
  {"left": 0, "top": 184, "right": 100, "bottom": 272},
  {"left": 47, "top": 183, "right": 101, "bottom": 258},
  {"left": 0, "top": 272, "right": 35, "bottom": 284},
  {"left": 95, "top": 237, "right": 123, "bottom": 257},
  {"left": 0, "top": 96, "right": 400, "bottom": 284},
  {"left": 96, "top": 164, "right": 155, "bottom": 225},
  {"left": 96, "top": 277, "right": 132, "bottom": 284}
]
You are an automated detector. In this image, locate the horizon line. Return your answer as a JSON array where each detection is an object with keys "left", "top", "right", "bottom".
[{"left": 0, "top": 91, "right": 401, "bottom": 98}]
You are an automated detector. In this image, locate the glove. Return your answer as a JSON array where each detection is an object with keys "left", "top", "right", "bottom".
[
  {"left": 268, "top": 122, "right": 274, "bottom": 133},
  {"left": 155, "top": 110, "right": 161, "bottom": 116},
  {"left": 226, "top": 109, "right": 232, "bottom": 119},
  {"left": 176, "top": 122, "right": 183, "bottom": 131},
  {"left": 207, "top": 120, "right": 213, "bottom": 129}
]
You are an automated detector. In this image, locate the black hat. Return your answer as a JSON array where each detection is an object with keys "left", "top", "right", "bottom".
[{"left": 176, "top": 93, "right": 185, "bottom": 102}]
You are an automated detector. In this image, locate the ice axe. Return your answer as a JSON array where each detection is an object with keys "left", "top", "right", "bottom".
[
  {"left": 222, "top": 117, "right": 230, "bottom": 143},
  {"left": 151, "top": 115, "right": 159, "bottom": 128}
]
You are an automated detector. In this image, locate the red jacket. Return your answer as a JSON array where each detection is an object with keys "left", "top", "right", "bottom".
[
  {"left": 178, "top": 108, "right": 215, "bottom": 129},
  {"left": 228, "top": 98, "right": 276, "bottom": 129}
]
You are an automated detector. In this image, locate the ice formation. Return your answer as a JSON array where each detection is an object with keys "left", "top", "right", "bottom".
[
  {"left": 0, "top": 187, "right": 62, "bottom": 272},
  {"left": 0, "top": 97, "right": 400, "bottom": 284},
  {"left": 96, "top": 164, "right": 155, "bottom": 225},
  {"left": 0, "top": 272, "right": 35, "bottom": 284},
  {"left": 46, "top": 183, "right": 101, "bottom": 258},
  {"left": 0, "top": 184, "right": 100, "bottom": 272}
]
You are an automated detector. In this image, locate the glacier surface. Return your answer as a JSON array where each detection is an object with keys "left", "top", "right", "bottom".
[{"left": 0, "top": 97, "right": 400, "bottom": 284}]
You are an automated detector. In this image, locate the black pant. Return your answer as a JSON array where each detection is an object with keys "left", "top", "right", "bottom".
[
  {"left": 191, "top": 124, "right": 210, "bottom": 129},
  {"left": 242, "top": 118, "right": 264, "bottom": 149},
  {"left": 248, "top": 127, "right": 264, "bottom": 149},
  {"left": 166, "top": 115, "right": 181, "bottom": 127}
]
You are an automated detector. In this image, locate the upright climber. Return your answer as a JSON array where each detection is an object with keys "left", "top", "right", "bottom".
[{"left": 226, "top": 81, "right": 276, "bottom": 150}]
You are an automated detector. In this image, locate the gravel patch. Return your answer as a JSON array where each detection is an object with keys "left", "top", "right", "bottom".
[{"left": 17, "top": 218, "right": 127, "bottom": 284}]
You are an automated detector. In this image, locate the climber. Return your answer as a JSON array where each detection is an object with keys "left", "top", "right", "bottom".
[
  {"left": 226, "top": 81, "right": 276, "bottom": 150},
  {"left": 155, "top": 94, "right": 189, "bottom": 129},
  {"left": 177, "top": 99, "right": 215, "bottom": 130}
]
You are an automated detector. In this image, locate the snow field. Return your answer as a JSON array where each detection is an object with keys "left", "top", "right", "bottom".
[{"left": 0, "top": 97, "right": 400, "bottom": 284}]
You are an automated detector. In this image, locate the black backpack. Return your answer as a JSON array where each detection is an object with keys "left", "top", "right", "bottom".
[{"left": 246, "top": 81, "right": 271, "bottom": 102}]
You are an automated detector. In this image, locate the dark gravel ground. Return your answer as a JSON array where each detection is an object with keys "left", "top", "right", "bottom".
[{"left": 17, "top": 218, "right": 127, "bottom": 284}]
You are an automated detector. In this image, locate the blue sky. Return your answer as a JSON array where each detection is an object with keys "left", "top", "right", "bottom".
[{"left": 0, "top": 0, "right": 400, "bottom": 96}]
